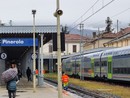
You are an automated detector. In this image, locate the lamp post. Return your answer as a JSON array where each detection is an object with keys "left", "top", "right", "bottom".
[
  {"left": 54, "top": 0, "right": 63, "bottom": 98},
  {"left": 32, "top": 9, "right": 36, "bottom": 92}
]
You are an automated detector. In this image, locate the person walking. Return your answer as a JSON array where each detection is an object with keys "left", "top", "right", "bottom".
[
  {"left": 62, "top": 72, "right": 69, "bottom": 91},
  {"left": 26, "top": 67, "right": 31, "bottom": 81},
  {"left": 6, "top": 63, "right": 18, "bottom": 98},
  {"left": 18, "top": 68, "right": 22, "bottom": 80}
]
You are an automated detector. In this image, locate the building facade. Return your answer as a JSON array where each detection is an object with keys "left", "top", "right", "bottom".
[
  {"left": 104, "top": 27, "right": 130, "bottom": 47},
  {"left": 83, "top": 26, "right": 130, "bottom": 50},
  {"left": 41, "top": 34, "right": 88, "bottom": 72},
  {"left": 83, "top": 32, "right": 117, "bottom": 50}
]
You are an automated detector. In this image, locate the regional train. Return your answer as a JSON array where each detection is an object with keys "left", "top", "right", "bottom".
[{"left": 62, "top": 46, "right": 130, "bottom": 81}]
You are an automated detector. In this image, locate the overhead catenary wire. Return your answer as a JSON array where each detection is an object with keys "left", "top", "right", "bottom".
[
  {"left": 70, "top": 0, "right": 100, "bottom": 27},
  {"left": 69, "top": 0, "right": 115, "bottom": 32},
  {"left": 111, "top": 8, "right": 130, "bottom": 18},
  {"left": 87, "top": 7, "right": 130, "bottom": 27}
]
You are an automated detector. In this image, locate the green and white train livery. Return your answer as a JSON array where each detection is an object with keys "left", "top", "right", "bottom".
[{"left": 62, "top": 46, "right": 130, "bottom": 81}]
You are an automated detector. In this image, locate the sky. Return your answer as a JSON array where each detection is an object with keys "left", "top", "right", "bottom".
[{"left": 0, "top": 0, "right": 130, "bottom": 31}]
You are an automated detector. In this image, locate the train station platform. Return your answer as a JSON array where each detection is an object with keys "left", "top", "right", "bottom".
[{"left": 0, "top": 77, "right": 80, "bottom": 98}]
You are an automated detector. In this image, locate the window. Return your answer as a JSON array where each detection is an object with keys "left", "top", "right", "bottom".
[
  {"left": 49, "top": 44, "right": 52, "bottom": 53},
  {"left": 125, "top": 39, "right": 128, "bottom": 46},
  {"left": 113, "top": 68, "right": 130, "bottom": 74},
  {"left": 73, "top": 45, "right": 77, "bottom": 52},
  {"left": 102, "top": 61, "right": 107, "bottom": 66},
  {"left": 95, "top": 62, "right": 99, "bottom": 66}
]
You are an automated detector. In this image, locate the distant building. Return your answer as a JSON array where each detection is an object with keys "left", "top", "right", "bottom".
[
  {"left": 103, "top": 27, "right": 130, "bottom": 47},
  {"left": 83, "top": 26, "right": 130, "bottom": 50},
  {"left": 83, "top": 17, "right": 118, "bottom": 50},
  {"left": 41, "top": 33, "right": 88, "bottom": 72},
  {"left": 42, "top": 33, "right": 88, "bottom": 55},
  {"left": 83, "top": 31, "right": 116, "bottom": 50}
]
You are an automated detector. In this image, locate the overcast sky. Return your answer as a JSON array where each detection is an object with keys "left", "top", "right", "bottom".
[{"left": 0, "top": 0, "right": 130, "bottom": 30}]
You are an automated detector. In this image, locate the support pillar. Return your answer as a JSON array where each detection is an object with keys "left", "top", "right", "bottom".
[{"left": 38, "top": 33, "right": 44, "bottom": 86}]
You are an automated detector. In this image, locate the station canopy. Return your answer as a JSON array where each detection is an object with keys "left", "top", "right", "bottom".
[{"left": 0, "top": 25, "right": 61, "bottom": 61}]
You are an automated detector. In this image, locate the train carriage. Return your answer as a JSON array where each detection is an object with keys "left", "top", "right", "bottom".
[
  {"left": 101, "top": 46, "right": 130, "bottom": 81},
  {"left": 62, "top": 46, "right": 130, "bottom": 81},
  {"left": 112, "top": 47, "right": 130, "bottom": 81}
]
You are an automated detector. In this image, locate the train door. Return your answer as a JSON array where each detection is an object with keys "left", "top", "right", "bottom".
[
  {"left": 107, "top": 56, "right": 112, "bottom": 79},
  {"left": 82, "top": 56, "right": 91, "bottom": 77},
  {"left": 100, "top": 52, "right": 108, "bottom": 78},
  {"left": 75, "top": 56, "right": 81, "bottom": 77},
  {"left": 71, "top": 58, "right": 76, "bottom": 76},
  {"left": 90, "top": 58, "right": 94, "bottom": 77},
  {"left": 101, "top": 51, "right": 113, "bottom": 79},
  {"left": 94, "top": 58, "right": 101, "bottom": 78},
  {"left": 100, "top": 59, "right": 108, "bottom": 78},
  {"left": 64, "top": 58, "right": 72, "bottom": 75},
  {"left": 91, "top": 52, "right": 103, "bottom": 78}
]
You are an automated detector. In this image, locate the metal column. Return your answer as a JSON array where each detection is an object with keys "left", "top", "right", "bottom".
[
  {"left": 32, "top": 10, "right": 36, "bottom": 92},
  {"left": 39, "top": 34, "right": 44, "bottom": 86},
  {"left": 56, "top": 0, "right": 62, "bottom": 98}
]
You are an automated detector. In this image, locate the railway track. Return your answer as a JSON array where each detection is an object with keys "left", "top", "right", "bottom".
[{"left": 44, "top": 78, "right": 120, "bottom": 98}]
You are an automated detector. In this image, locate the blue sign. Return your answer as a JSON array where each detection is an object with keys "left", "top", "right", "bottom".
[{"left": 0, "top": 38, "right": 38, "bottom": 46}]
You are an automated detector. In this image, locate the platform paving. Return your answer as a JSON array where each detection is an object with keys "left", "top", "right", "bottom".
[{"left": 0, "top": 77, "right": 81, "bottom": 98}]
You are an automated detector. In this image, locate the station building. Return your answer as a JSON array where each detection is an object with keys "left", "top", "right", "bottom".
[{"left": 0, "top": 25, "right": 59, "bottom": 85}]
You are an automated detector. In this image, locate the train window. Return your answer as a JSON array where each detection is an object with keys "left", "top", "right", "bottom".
[
  {"left": 113, "top": 68, "right": 118, "bottom": 74},
  {"left": 121, "top": 68, "right": 124, "bottom": 74},
  {"left": 104, "top": 62, "right": 106, "bottom": 66},
  {"left": 101, "top": 61, "right": 107, "bottom": 66},
  {"left": 127, "top": 68, "right": 130, "bottom": 74},
  {"left": 123, "top": 68, "right": 127, "bottom": 74},
  {"left": 84, "top": 68, "right": 89, "bottom": 72},
  {"left": 95, "top": 62, "right": 99, "bottom": 66},
  {"left": 75, "top": 64, "right": 80, "bottom": 67},
  {"left": 66, "top": 68, "right": 71, "bottom": 71},
  {"left": 113, "top": 68, "right": 130, "bottom": 74},
  {"left": 72, "top": 63, "right": 75, "bottom": 67}
]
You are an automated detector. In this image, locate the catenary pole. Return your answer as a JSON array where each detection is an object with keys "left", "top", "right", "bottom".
[
  {"left": 56, "top": 0, "right": 62, "bottom": 98},
  {"left": 32, "top": 9, "right": 36, "bottom": 92},
  {"left": 79, "top": 23, "right": 84, "bottom": 80}
]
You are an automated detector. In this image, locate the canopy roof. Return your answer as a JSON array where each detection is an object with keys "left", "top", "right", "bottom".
[{"left": 0, "top": 25, "right": 61, "bottom": 61}]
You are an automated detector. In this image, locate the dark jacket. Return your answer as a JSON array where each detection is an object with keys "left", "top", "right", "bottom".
[{"left": 26, "top": 68, "right": 31, "bottom": 76}]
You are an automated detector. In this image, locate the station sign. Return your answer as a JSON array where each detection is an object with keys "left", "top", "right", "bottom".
[
  {"left": 31, "top": 53, "right": 38, "bottom": 59},
  {"left": 0, "top": 38, "right": 38, "bottom": 46},
  {"left": 0, "top": 52, "right": 7, "bottom": 59}
]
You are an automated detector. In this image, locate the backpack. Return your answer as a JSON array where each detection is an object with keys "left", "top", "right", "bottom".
[{"left": 8, "top": 80, "right": 16, "bottom": 91}]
